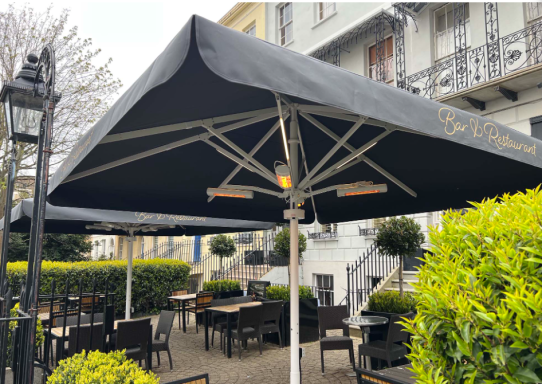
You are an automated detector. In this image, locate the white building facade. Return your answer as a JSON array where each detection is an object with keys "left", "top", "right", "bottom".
[{"left": 257, "top": 2, "right": 542, "bottom": 303}]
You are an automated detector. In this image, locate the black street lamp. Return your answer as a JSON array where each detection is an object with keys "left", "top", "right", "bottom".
[{"left": 0, "top": 46, "right": 59, "bottom": 383}]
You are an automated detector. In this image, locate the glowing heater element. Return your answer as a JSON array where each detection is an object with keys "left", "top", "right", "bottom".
[
  {"left": 337, "top": 183, "right": 387, "bottom": 197},
  {"left": 275, "top": 164, "right": 292, "bottom": 189},
  {"left": 206, "top": 188, "right": 254, "bottom": 199}
]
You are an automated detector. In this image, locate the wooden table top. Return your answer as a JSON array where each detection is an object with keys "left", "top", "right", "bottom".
[
  {"left": 168, "top": 294, "right": 197, "bottom": 301},
  {"left": 205, "top": 301, "right": 261, "bottom": 313},
  {"left": 50, "top": 320, "right": 122, "bottom": 338}
]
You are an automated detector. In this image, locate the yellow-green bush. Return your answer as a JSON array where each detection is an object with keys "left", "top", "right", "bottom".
[
  {"left": 403, "top": 187, "right": 542, "bottom": 383},
  {"left": 7, "top": 303, "right": 44, "bottom": 365},
  {"left": 266, "top": 285, "right": 314, "bottom": 301},
  {"left": 7, "top": 259, "right": 190, "bottom": 315},
  {"left": 367, "top": 291, "right": 418, "bottom": 314},
  {"left": 47, "top": 350, "right": 159, "bottom": 384},
  {"left": 202, "top": 279, "right": 241, "bottom": 292}
]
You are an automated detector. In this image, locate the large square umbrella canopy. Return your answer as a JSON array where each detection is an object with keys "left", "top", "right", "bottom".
[{"left": 45, "top": 15, "right": 542, "bottom": 381}]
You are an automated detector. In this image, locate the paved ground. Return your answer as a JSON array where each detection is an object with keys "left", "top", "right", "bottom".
[{"left": 148, "top": 314, "right": 363, "bottom": 384}]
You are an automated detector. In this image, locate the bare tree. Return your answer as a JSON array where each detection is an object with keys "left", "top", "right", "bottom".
[{"left": 0, "top": 4, "right": 122, "bottom": 213}]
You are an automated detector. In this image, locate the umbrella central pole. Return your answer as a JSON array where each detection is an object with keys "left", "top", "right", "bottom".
[{"left": 125, "top": 230, "right": 135, "bottom": 320}]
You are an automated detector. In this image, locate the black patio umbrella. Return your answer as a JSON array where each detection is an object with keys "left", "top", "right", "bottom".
[
  {"left": 46, "top": 16, "right": 542, "bottom": 381},
  {"left": 1, "top": 199, "right": 273, "bottom": 318}
]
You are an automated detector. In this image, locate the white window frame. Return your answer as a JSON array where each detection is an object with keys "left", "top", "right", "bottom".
[
  {"left": 140, "top": 237, "right": 145, "bottom": 257},
  {"left": 314, "top": 274, "right": 334, "bottom": 306},
  {"left": 527, "top": 2, "right": 542, "bottom": 23},
  {"left": 245, "top": 24, "right": 256, "bottom": 36},
  {"left": 119, "top": 237, "right": 124, "bottom": 259},
  {"left": 318, "top": 2, "right": 336, "bottom": 22},
  {"left": 279, "top": 3, "right": 293, "bottom": 46},
  {"left": 367, "top": 34, "right": 395, "bottom": 84},
  {"left": 153, "top": 236, "right": 158, "bottom": 258},
  {"left": 433, "top": 3, "right": 471, "bottom": 62},
  {"left": 168, "top": 236, "right": 174, "bottom": 259}
]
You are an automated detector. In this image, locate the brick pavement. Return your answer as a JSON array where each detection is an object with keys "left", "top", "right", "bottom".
[{"left": 148, "top": 314, "right": 364, "bottom": 384}]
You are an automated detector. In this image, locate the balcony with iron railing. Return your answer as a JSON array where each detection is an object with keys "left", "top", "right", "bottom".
[
  {"left": 307, "top": 231, "right": 338, "bottom": 240},
  {"left": 405, "top": 20, "right": 542, "bottom": 102}
]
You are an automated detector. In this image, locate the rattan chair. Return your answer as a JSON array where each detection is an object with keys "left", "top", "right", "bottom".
[
  {"left": 355, "top": 365, "right": 414, "bottom": 384},
  {"left": 317, "top": 305, "right": 355, "bottom": 374},
  {"left": 260, "top": 300, "right": 283, "bottom": 348},
  {"left": 358, "top": 313, "right": 415, "bottom": 369},
  {"left": 210, "top": 298, "right": 234, "bottom": 350},
  {"left": 231, "top": 305, "right": 263, "bottom": 361},
  {"left": 152, "top": 311, "right": 175, "bottom": 370},
  {"left": 163, "top": 373, "right": 209, "bottom": 384},
  {"left": 66, "top": 324, "right": 103, "bottom": 357},
  {"left": 186, "top": 292, "right": 213, "bottom": 333},
  {"left": 115, "top": 318, "right": 151, "bottom": 369}
]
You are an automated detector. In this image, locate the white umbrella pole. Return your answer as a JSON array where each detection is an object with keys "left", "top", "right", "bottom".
[
  {"left": 290, "top": 214, "right": 300, "bottom": 384},
  {"left": 125, "top": 231, "right": 135, "bottom": 320}
]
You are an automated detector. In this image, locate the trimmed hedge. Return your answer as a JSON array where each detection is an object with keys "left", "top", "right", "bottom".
[
  {"left": 367, "top": 291, "right": 418, "bottom": 314},
  {"left": 7, "top": 259, "right": 191, "bottom": 315},
  {"left": 202, "top": 279, "right": 241, "bottom": 292},
  {"left": 266, "top": 285, "right": 314, "bottom": 301}
]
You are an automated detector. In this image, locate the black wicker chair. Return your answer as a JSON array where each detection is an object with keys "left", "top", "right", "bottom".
[
  {"left": 260, "top": 300, "right": 283, "bottom": 348},
  {"left": 67, "top": 324, "right": 103, "bottom": 357},
  {"left": 317, "top": 305, "right": 355, "bottom": 374},
  {"left": 163, "top": 373, "right": 209, "bottom": 384},
  {"left": 358, "top": 313, "right": 415, "bottom": 369},
  {"left": 115, "top": 318, "right": 151, "bottom": 369},
  {"left": 210, "top": 298, "right": 234, "bottom": 351},
  {"left": 152, "top": 311, "right": 175, "bottom": 370},
  {"left": 231, "top": 305, "right": 263, "bottom": 361}
]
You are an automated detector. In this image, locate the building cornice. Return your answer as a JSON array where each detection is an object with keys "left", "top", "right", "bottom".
[{"left": 218, "top": 2, "right": 253, "bottom": 26}]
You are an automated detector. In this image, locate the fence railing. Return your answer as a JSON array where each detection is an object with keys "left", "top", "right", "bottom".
[
  {"left": 406, "top": 20, "right": 542, "bottom": 100},
  {"left": 307, "top": 231, "right": 338, "bottom": 240},
  {"left": 340, "top": 243, "right": 399, "bottom": 316}
]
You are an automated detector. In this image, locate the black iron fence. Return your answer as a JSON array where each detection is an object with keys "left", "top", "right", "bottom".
[
  {"left": 406, "top": 20, "right": 542, "bottom": 100},
  {"left": 307, "top": 231, "right": 338, "bottom": 240},
  {"left": 0, "top": 278, "right": 117, "bottom": 384},
  {"left": 340, "top": 243, "right": 399, "bottom": 316}
]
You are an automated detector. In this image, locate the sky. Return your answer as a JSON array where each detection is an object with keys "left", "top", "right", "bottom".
[{"left": 6, "top": 0, "right": 237, "bottom": 100}]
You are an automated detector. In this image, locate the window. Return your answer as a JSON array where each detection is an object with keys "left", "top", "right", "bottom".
[
  {"left": 315, "top": 274, "right": 334, "bottom": 306},
  {"left": 140, "top": 237, "right": 145, "bottom": 257},
  {"left": 101, "top": 239, "right": 106, "bottom": 257},
  {"left": 119, "top": 237, "right": 124, "bottom": 259},
  {"left": 168, "top": 236, "right": 174, "bottom": 258},
  {"left": 279, "top": 3, "right": 293, "bottom": 46},
  {"left": 153, "top": 236, "right": 158, "bottom": 258},
  {"left": 531, "top": 116, "right": 542, "bottom": 140},
  {"left": 245, "top": 24, "right": 256, "bottom": 36},
  {"left": 321, "top": 223, "right": 337, "bottom": 233},
  {"left": 434, "top": 3, "right": 471, "bottom": 61},
  {"left": 368, "top": 36, "right": 394, "bottom": 83},
  {"left": 527, "top": 2, "right": 542, "bottom": 22},
  {"left": 94, "top": 241, "right": 99, "bottom": 259},
  {"left": 318, "top": 2, "right": 336, "bottom": 21},
  {"left": 109, "top": 238, "right": 115, "bottom": 259}
]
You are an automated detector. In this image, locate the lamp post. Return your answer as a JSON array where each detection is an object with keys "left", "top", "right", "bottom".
[{"left": 0, "top": 46, "right": 59, "bottom": 384}]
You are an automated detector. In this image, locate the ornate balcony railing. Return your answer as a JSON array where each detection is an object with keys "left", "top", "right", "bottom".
[
  {"left": 406, "top": 20, "right": 542, "bottom": 100},
  {"left": 307, "top": 231, "right": 338, "bottom": 240},
  {"left": 359, "top": 227, "right": 379, "bottom": 236}
]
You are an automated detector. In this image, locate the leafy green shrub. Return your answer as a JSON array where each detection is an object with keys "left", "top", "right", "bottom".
[
  {"left": 375, "top": 216, "right": 424, "bottom": 297},
  {"left": 202, "top": 279, "right": 241, "bottom": 292},
  {"left": 7, "top": 259, "right": 190, "bottom": 315},
  {"left": 367, "top": 291, "right": 417, "bottom": 314},
  {"left": 7, "top": 303, "right": 44, "bottom": 365},
  {"left": 274, "top": 228, "right": 307, "bottom": 259},
  {"left": 403, "top": 188, "right": 542, "bottom": 383},
  {"left": 47, "top": 350, "right": 159, "bottom": 384},
  {"left": 210, "top": 234, "right": 236, "bottom": 271},
  {"left": 266, "top": 285, "right": 314, "bottom": 301}
]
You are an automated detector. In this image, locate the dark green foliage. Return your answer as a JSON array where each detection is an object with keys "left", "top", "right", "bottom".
[
  {"left": 274, "top": 227, "right": 307, "bottom": 259},
  {"left": 7, "top": 259, "right": 190, "bottom": 315},
  {"left": 375, "top": 216, "right": 425, "bottom": 258},
  {"left": 265, "top": 285, "right": 314, "bottom": 301},
  {"left": 209, "top": 234, "right": 236, "bottom": 259},
  {"left": 202, "top": 279, "right": 241, "bottom": 292},
  {"left": 8, "top": 233, "right": 92, "bottom": 262},
  {"left": 404, "top": 187, "right": 542, "bottom": 383},
  {"left": 367, "top": 291, "right": 418, "bottom": 314}
]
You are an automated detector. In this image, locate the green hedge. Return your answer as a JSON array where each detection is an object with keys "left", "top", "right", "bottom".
[
  {"left": 367, "top": 291, "right": 418, "bottom": 314},
  {"left": 202, "top": 279, "right": 241, "bottom": 292},
  {"left": 266, "top": 285, "right": 314, "bottom": 301},
  {"left": 7, "top": 259, "right": 191, "bottom": 315}
]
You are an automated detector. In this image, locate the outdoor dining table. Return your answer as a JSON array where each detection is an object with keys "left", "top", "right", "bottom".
[
  {"left": 49, "top": 319, "right": 153, "bottom": 369},
  {"left": 204, "top": 301, "right": 262, "bottom": 358},
  {"left": 343, "top": 316, "right": 389, "bottom": 372},
  {"left": 168, "top": 293, "right": 197, "bottom": 333}
]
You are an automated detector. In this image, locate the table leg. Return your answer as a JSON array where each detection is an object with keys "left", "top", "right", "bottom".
[
  {"left": 204, "top": 309, "right": 209, "bottom": 351},
  {"left": 182, "top": 301, "right": 186, "bottom": 333},
  {"left": 147, "top": 325, "right": 153, "bottom": 371},
  {"left": 226, "top": 313, "right": 232, "bottom": 358}
]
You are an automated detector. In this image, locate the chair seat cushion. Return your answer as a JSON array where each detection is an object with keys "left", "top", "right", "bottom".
[
  {"left": 124, "top": 347, "right": 146, "bottom": 360},
  {"left": 152, "top": 339, "right": 168, "bottom": 352},
  {"left": 214, "top": 322, "right": 237, "bottom": 332},
  {"left": 231, "top": 327, "right": 256, "bottom": 339},
  {"left": 320, "top": 336, "right": 353, "bottom": 350}
]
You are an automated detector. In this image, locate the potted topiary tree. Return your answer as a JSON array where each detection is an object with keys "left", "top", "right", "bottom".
[
  {"left": 209, "top": 234, "right": 236, "bottom": 273},
  {"left": 375, "top": 216, "right": 424, "bottom": 297},
  {"left": 274, "top": 227, "right": 307, "bottom": 280}
]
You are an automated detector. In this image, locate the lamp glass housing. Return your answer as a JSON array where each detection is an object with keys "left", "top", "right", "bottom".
[{"left": 3, "top": 89, "right": 42, "bottom": 144}]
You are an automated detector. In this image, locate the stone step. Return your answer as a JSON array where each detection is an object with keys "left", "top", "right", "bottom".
[
  {"left": 385, "top": 287, "right": 416, "bottom": 293},
  {"left": 391, "top": 280, "right": 417, "bottom": 288}
]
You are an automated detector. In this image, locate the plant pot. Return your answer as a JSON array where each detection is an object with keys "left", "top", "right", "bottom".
[
  {"left": 213, "top": 289, "right": 244, "bottom": 299},
  {"left": 360, "top": 310, "right": 413, "bottom": 368},
  {"left": 266, "top": 298, "right": 319, "bottom": 347}
]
